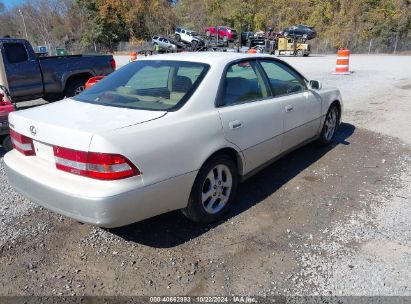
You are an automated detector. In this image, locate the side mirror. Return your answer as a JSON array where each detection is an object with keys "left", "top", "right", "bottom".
[{"left": 309, "top": 80, "right": 322, "bottom": 90}]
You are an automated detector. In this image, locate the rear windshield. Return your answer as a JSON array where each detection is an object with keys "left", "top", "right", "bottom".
[{"left": 74, "top": 60, "right": 210, "bottom": 111}]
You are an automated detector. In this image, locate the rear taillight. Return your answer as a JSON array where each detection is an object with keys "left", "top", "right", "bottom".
[
  {"left": 53, "top": 146, "right": 139, "bottom": 180},
  {"left": 110, "top": 58, "right": 116, "bottom": 70},
  {"left": 9, "top": 129, "right": 35, "bottom": 156},
  {"left": 85, "top": 76, "right": 105, "bottom": 90}
]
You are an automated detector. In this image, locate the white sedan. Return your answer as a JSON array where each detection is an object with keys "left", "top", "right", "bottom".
[{"left": 4, "top": 53, "right": 342, "bottom": 227}]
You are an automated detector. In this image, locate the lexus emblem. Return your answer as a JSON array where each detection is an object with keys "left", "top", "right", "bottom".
[{"left": 29, "top": 125, "right": 37, "bottom": 136}]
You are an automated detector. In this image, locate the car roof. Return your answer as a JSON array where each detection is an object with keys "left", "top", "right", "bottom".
[{"left": 140, "top": 52, "right": 275, "bottom": 66}]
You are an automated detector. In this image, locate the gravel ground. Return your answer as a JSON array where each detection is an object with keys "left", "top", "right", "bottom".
[{"left": 0, "top": 54, "right": 410, "bottom": 296}]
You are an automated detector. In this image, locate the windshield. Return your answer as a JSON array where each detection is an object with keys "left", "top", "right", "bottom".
[{"left": 74, "top": 60, "right": 210, "bottom": 111}]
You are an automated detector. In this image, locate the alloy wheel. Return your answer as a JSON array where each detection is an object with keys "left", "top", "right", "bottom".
[
  {"left": 201, "top": 164, "right": 233, "bottom": 214},
  {"left": 324, "top": 107, "right": 338, "bottom": 141}
]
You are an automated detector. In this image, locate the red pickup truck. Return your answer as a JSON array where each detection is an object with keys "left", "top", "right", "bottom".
[
  {"left": 204, "top": 26, "right": 238, "bottom": 41},
  {"left": 0, "top": 90, "right": 14, "bottom": 151}
]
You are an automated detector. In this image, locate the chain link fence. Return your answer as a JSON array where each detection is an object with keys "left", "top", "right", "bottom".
[
  {"left": 39, "top": 35, "right": 411, "bottom": 56},
  {"left": 310, "top": 36, "right": 411, "bottom": 54}
]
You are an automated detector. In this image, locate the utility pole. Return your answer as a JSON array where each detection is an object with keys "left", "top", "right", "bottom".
[{"left": 18, "top": 9, "right": 28, "bottom": 39}]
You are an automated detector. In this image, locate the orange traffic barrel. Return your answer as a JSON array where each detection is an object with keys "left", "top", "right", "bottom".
[
  {"left": 247, "top": 48, "right": 257, "bottom": 54},
  {"left": 130, "top": 51, "right": 137, "bottom": 62},
  {"left": 334, "top": 49, "right": 350, "bottom": 74}
]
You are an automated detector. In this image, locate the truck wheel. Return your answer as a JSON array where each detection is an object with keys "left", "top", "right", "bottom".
[
  {"left": 191, "top": 40, "right": 198, "bottom": 49},
  {"left": 44, "top": 95, "right": 64, "bottom": 102},
  {"left": 176, "top": 34, "right": 181, "bottom": 42},
  {"left": 65, "top": 78, "right": 87, "bottom": 98},
  {"left": 2, "top": 135, "right": 12, "bottom": 152},
  {"left": 296, "top": 49, "right": 304, "bottom": 57}
]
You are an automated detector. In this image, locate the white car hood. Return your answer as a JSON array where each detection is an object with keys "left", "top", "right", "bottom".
[{"left": 9, "top": 98, "right": 166, "bottom": 151}]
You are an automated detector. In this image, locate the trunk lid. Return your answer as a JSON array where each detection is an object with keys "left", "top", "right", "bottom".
[{"left": 9, "top": 98, "right": 166, "bottom": 159}]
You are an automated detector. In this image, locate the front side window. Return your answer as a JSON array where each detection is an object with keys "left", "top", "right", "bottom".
[
  {"left": 3, "top": 43, "right": 28, "bottom": 64},
  {"left": 74, "top": 60, "right": 209, "bottom": 111},
  {"left": 259, "top": 60, "right": 306, "bottom": 96},
  {"left": 222, "top": 61, "right": 268, "bottom": 106}
]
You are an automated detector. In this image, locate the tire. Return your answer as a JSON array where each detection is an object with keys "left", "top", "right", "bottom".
[
  {"left": 44, "top": 95, "right": 64, "bottom": 102},
  {"left": 317, "top": 104, "right": 340, "bottom": 145},
  {"left": 2, "top": 135, "right": 12, "bottom": 152},
  {"left": 182, "top": 154, "right": 238, "bottom": 223},
  {"left": 65, "top": 78, "right": 87, "bottom": 98},
  {"left": 175, "top": 34, "right": 181, "bottom": 42},
  {"left": 191, "top": 40, "right": 198, "bottom": 49},
  {"left": 296, "top": 49, "right": 304, "bottom": 57}
]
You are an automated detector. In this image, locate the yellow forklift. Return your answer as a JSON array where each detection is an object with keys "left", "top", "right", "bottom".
[
  {"left": 244, "top": 33, "right": 311, "bottom": 56},
  {"left": 277, "top": 37, "right": 311, "bottom": 56}
]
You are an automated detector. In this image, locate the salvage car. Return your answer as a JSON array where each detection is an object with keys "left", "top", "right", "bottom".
[
  {"left": 282, "top": 25, "right": 317, "bottom": 40},
  {"left": 205, "top": 26, "right": 238, "bottom": 41},
  {"left": 0, "top": 89, "right": 14, "bottom": 151},
  {"left": 151, "top": 35, "right": 184, "bottom": 52},
  {"left": 4, "top": 53, "right": 343, "bottom": 227},
  {"left": 175, "top": 28, "right": 202, "bottom": 48}
]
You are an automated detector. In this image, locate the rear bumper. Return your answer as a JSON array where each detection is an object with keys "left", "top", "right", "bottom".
[{"left": 4, "top": 151, "right": 196, "bottom": 228}]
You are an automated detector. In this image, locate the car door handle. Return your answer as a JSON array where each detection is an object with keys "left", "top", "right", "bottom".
[
  {"left": 285, "top": 105, "right": 294, "bottom": 112},
  {"left": 229, "top": 120, "right": 243, "bottom": 129}
]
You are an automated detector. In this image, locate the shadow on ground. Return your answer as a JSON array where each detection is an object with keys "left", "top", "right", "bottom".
[{"left": 110, "top": 123, "right": 355, "bottom": 248}]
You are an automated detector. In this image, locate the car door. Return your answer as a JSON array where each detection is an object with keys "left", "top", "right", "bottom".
[
  {"left": 158, "top": 38, "right": 166, "bottom": 48},
  {"left": 258, "top": 59, "right": 322, "bottom": 152},
  {"left": 1, "top": 42, "right": 43, "bottom": 100},
  {"left": 217, "top": 60, "right": 284, "bottom": 173}
]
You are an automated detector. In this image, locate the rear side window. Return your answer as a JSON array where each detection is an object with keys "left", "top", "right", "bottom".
[
  {"left": 3, "top": 43, "right": 28, "bottom": 64},
  {"left": 222, "top": 61, "right": 268, "bottom": 106},
  {"left": 259, "top": 60, "right": 306, "bottom": 96}
]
